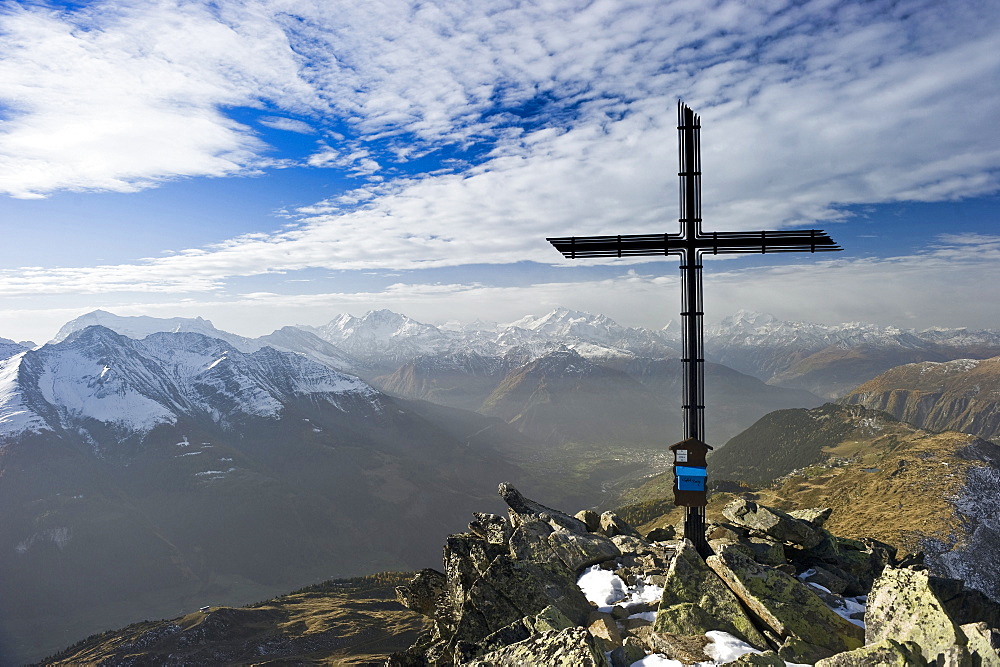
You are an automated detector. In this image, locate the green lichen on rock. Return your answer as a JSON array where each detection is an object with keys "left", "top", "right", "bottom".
[
  {"left": 813, "top": 638, "right": 927, "bottom": 666},
  {"left": 724, "top": 650, "right": 787, "bottom": 665},
  {"left": 723, "top": 498, "right": 824, "bottom": 548},
  {"left": 960, "top": 622, "right": 1000, "bottom": 666},
  {"left": 866, "top": 566, "right": 969, "bottom": 665},
  {"left": 653, "top": 540, "right": 768, "bottom": 649},
  {"left": 464, "top": 627, "right": 606, "bottom": 666},
  {"left": 707, "top": 548, "right": 864, "bottom": 662}
]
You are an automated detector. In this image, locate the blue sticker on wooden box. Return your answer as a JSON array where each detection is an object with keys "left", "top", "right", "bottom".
[{"left": 675, "top": 465, "right": 707, "bottom": 492}]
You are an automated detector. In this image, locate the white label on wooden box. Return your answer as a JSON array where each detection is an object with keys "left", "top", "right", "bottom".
[{"left": 676, "top": 450, "right": 688, "bottom": 463}]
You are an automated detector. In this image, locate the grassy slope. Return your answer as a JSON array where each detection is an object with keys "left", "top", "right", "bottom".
[
  {"left": 42, "top": 573, "right": 429, "bottom": 666},
  {"left": 627, "top": 423, "right": 984, "bottom": 556}
]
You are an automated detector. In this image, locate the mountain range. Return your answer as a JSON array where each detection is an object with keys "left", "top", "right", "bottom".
[
  {"left": 6, "top": 306, "right": 1000, "bottom": 663},
  {"left": 42, "top": 307, "right": 1000, "bottom": 399},
  {"left": 0, "top": 325, "right": 523, "bottom": 663}
]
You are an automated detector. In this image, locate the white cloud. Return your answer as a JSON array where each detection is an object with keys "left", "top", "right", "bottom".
[
  {"left": 0, "top": 0, "right": 317, "bottom": 197},
  {"left": 8, "top": 231, "right": 1000, "bottom": 345},
  {"left": 258, "top": 116, "right": 315, "bottom": 134},
  {"left": 2, "top": 0, "right": 1000, "bottom": 340},
  {"left": 6, "top": 0, "right": 998, "bottom": 201}
]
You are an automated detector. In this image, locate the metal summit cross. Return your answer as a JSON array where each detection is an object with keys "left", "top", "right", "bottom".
[{"left": 547, "top": 101, "right": 841, "bottom": 556}]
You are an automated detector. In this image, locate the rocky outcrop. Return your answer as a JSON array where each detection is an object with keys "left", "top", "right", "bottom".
[
  {"left": 464, "top": 627, "right": 606, "bottom": 666},
  {"left": 390, "top": 486, "right": 1000, "bottom": 666},
  {"left": 722, "top": 498, "right": 824, "bottom": 548},
  {"left": 706, "top": 548, "right": 864, "bottom": 662},
  {"left": 813, "top": 639, "right": 925, "bottom": 666},
  {"left": 866, "top": 566, "right": 1000, "bottom": 666},
  {"left": 653, "top": 541, "right": 767, "bottom": 647}
]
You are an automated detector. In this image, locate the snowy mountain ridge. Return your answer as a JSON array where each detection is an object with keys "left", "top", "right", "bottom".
[
  {"left": 709, "top": 309, "right": 932, "bottom": 349},
  {"left": 50, "top": 310, "right": 358, "bottom": 373},
  {"left": 51, "top": 309, "right": 256, "bottom": 350},
  {"left": 305, "top": 306, "right": 1000, "bottom": 364},
  {"left": 31, "top": 307, "right": 1000, "bottom": 390},
  {"left": 1, "top": 325, "right": 378, "bottom": 442}
]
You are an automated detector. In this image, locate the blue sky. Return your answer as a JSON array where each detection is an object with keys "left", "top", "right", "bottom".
[{"left": 1, "top": 0, "right": 999, "bottom": 344}]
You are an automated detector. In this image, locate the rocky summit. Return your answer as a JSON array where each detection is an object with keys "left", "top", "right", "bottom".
[{"left": 390, "top": 484, "right": 1000, "bottom": 666}]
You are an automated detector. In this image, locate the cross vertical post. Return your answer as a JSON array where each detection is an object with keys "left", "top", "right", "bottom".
[
  {"left": 678, "top": 102, "right": 704, "bottom": 444},
  {"left": 547, "top": 101, "right": 841, "bottom": 558}
]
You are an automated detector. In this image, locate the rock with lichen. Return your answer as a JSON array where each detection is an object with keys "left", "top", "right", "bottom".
[
  {"left": 706, "top": 547, "right": 864, "bottom": 662},
  {"left": 653, "top": 540, "right": 768, "bottom": 648},
  {"left": 388, "top": 485, "right": 1000, "bottom": 667}
]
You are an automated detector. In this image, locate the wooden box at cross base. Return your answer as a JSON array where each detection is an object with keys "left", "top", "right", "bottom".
[{"left": 670, "top": 437, "right": 712, "bottom": 507}]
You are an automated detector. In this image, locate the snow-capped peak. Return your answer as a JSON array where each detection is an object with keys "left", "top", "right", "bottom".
[
  {"left": 51, "top": 310, "right": 259, "bottom": 352},
  {"left": 0, "top": 326, "right": 381, "bottom": 442},
  {"left": 303, "top": 310, "right": 452, "bottom": 361}
]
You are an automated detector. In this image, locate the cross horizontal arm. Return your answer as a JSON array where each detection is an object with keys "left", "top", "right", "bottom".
[{"left": 547, "top": 229, "right": 841, "bottom": 259}]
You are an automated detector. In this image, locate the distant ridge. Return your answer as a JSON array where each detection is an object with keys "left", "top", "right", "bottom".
[{"left": 841, "top": 356, "right": 1000, "bottom": 442}]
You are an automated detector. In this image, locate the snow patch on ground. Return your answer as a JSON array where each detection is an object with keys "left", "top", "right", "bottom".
[
  {"left": 627, "top": 630, "right": 807, "bottom": 666},
  {"left": 205, "top": 354, "right": 228, "bottom": 370},
  {"left": 578, "top": 565, "right": 665, "bottom": 614},
  {"left": 917, "top": 358, "right": 981, "bottom": 374},
  {"left": 577, "top": 565, "right": 628, "bottom": 611}
]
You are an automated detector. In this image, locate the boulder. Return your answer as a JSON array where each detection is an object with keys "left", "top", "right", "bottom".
[
  {"left": 574, "top": 509, "right": 602, "bottom": 533},
  {"left": 778, "top": 636, "right": 851, "bottom": 665},
  {"left": 464, "top": 627, "right": 606, "bottom": 666},
  {"left": 600, "top": 511, "right": 643, "bottom": 539},
  {"left": 586, "top": 610, "right": 623, "bottom": 652},
  {"left": 788, "top": 507, "right": 833, "bottom": 528},
  {"left": 507, "top": 513, "right": 620, "bottom": 572},
  {"left": 706, "top": 548, "right": 864, "bottom": 662},
  {"left": 710, "top": 540, "right": 754, "bottom": 562},
  {"left": 396, "top": 568, "right": 447, "bottom": 617},
  {"left": 646, "top": 525, "right": 676, "bottom": 542},
  {"left": 527, "top": 605, "right": 575, "bottom": 634},
  {"left": 653, "top": 540, "right": 768, "bottom": 649},
  {"left": 723, "top": 498, "right": 824, "bottom": 548},
  {"left": 799, "top": 564, "right": 850, "bottom": 595},
  {"left": 960, "top": 622, "right": 1000, "bottom": 665},
  {"left": 793, "top": 532, "right": 892, "bottom": 595},
  {"left": 812, "top": 639, "right": 927, "bottom": 666},
  {"left": 438, "top": 553, "right": 594, "bottom": 660},
  {"left": 609, "top": 636, "right": 648, "bottom": 667},
  {"left": 499, "top": 482, "right": 588, "bottom": 534},
  {"left": 724, "top": 651, "right": 786, "bottom": 665},
  {"left": 866, "top": 566, "right": 969, "bottom": 665},
  {"left": 508, "top": 517, "right": 557, "bottom": 563},
  {"left": 547, "top": 528, "right": 621, "bottom": 571},
  {"left": 629, "top": 627, "right": 711, "bottom": 663},
  {"left": 469, "top": 513, "right": 512, "bottom": 545},
  {"left": 746, "top": 537, "right": 786, "bottom": 567},
  {"left": 476, "top": 605, "right": 576, "bottom": 657},
  {"left": 439, "top": 533, "right": 507, "bottom": 634},
  {"left": 929, "top": 577, "right": 1000, "bottom": 630},
  {"left": 610, "top": 535, "right": 676, "bottom": 588},
  {"left": 418, "top": 486, "right": 600, "bottom": 663}
]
